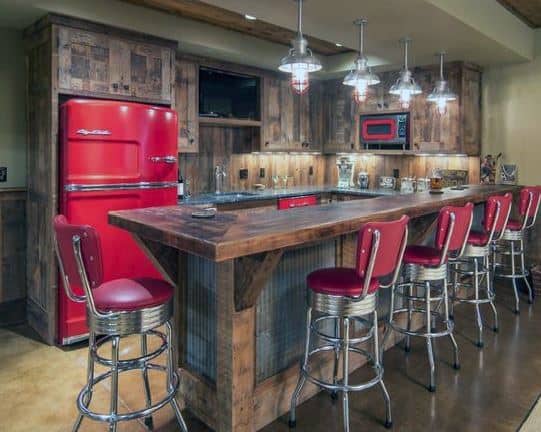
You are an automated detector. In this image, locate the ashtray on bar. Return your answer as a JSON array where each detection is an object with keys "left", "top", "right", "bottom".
[{"left": 192, "top": 208, "right": 217, "bottom": 219}]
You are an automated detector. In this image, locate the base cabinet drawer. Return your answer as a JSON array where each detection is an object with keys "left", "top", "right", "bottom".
[{"left": 277, "top": 195, "right": 318, "bottom": 210}]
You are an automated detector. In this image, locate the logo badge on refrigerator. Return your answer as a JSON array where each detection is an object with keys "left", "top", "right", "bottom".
[{"left": 76, "top": 129, "right": 112, "bottom": 136}]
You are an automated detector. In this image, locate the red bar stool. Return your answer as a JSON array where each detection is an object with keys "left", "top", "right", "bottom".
[
  {"left": 494, "top": 187, "right": 541, "bottom": 313},
  {"left": 383, "top": 203, "right": 473, "bottom": 392},
  {"left": 289, "top": 215, "right": 409, "bottom": 431},
  {"left": 53, "top": 215, "right": 188, "bottom": 432},
  {"left": 449, "top": 193, "right": 512, "bottom": 347}
]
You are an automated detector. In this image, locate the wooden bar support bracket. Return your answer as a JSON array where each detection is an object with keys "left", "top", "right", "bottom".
[{"left": 234, "top": 249, "right": 284, "bottom": 311}]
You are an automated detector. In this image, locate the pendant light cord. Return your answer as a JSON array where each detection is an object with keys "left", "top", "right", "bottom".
[
  {"left": 439, "top": 53, "right": 445, "bottom": 80},
  {"left": 359, "top": 21, "right": 364, "bottom": 55},
  {"left": 297, "top": 0, "right": 303, "bottom": 38}
]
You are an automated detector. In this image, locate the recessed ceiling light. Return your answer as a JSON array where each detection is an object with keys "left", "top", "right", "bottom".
[
  {"left": 335, "top": 43, "right": 343, "bottom": 47},
  {"left": 245, "top": 14, "right": 257, "bottom": 21}
]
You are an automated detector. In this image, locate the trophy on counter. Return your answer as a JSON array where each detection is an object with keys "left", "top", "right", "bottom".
[
  {"left": 500, "top": 164, "right": 518, "bottom": 185},
  {"left": 480, "top": 153, "right": 502, "bottom": 184}
]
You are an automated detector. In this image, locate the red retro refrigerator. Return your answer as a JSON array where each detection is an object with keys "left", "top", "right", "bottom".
[{"left": 58, "top": 99, "right": 178, "bottom": 344}]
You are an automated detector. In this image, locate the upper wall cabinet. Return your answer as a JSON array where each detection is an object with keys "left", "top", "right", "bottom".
[
  {"left": 56, "top": 23, "right": 175, "bottom": 105},
  {"left": 175, "top": 59, "right": 199, "bottom": 153},
  {"left": 323, "top": 80, "right": 359, "bottom": 153},
  {"left": 261, "top": 76, "right": 324, "bottom": 152}
]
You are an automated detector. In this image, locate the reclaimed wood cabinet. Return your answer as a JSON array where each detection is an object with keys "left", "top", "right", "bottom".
[
  {"left": 175, "top": 59, "right": 199, "bottom": 153},
  {"left": 57, "top": 26, "right": 174, "bottom": 104},
  {"left": 24, "top": 14, "right": 177, "bottom": 344},
  {"left": 323, "top": 79, "right": 359, "bottom": 153},
  {"left": 352, "top": 61, "right": 482, "bottom": 156},
  {"left": 261, "top": 76, "right": 323, "bottom": 152}
]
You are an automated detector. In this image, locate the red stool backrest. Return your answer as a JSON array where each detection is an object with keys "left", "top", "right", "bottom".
[
  {"left": 53, "top": 215, "right": 104, "bottom": 291},
  {"left": 518, "top": 187, "right": 541, "bottom": 229},
  {"left": 435, "top": 203, "right": 474, "bottom": 257},
  {"left": 484, "top": 193, "right": 513, "bottom": 239},
  {"left": 356, "top": 215, "right": 409, "bottom": 286}
]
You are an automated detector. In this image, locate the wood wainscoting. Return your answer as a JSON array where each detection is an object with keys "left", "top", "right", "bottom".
[{"left": 0, "top": 189, "right": 26, "bottom": 326}]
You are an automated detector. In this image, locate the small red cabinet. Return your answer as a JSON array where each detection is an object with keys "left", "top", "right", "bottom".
[{"left": 277, "top": 195, "right": 318, "bottom": 210}]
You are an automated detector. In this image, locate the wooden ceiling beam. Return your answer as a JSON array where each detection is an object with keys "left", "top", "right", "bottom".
[
  {"left": 121, "top": 0, "right": 352, "bottom": 56},
  {"left": 497, "top": 0, "right": 541, "bottom": 28}
]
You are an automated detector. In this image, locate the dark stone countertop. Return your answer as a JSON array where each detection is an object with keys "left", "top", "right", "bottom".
[{"left": 180, "top": 185, "right": 407, "bottom": 205}]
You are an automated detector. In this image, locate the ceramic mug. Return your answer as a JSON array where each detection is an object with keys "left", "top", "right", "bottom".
[{"left": 430, "top": 176, "right": 443, "bottom": 191}]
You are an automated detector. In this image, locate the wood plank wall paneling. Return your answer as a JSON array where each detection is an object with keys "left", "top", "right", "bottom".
[
  {"left": 0, "top": 189, "right": 27, "bottom": 326},
  {"left": 179, "top": 125, "right": 326, "bottom": 194},
  {"left": 324, "top": 155, "right": 480, "bottom": 187}
]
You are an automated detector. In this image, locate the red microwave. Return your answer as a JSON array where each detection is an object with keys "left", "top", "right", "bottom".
[{"left": 360, "top": 113, "right": 410, "bottom": 150}]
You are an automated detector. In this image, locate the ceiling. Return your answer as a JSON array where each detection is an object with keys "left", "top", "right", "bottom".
[
  {"left": 121, "top": 0, "right": 351, "bottom": 55},
  {"left": 0, "top": 0, "right": 536, "bottom": 74},
  {"left": 498, "top": 0, "right": 541, "bottom": 27}
]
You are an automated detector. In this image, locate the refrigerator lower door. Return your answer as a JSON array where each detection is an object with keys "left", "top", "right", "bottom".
[{"left": 58, "top": 186, "right": 176, "bottom": 344}]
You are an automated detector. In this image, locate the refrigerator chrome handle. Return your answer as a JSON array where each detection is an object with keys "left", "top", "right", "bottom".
[
  {"left": 64, "top": 181, "right": 177, "bottom": 192},
  {"left": 150, "top": 155, "right": 177, "bottom": 164}
]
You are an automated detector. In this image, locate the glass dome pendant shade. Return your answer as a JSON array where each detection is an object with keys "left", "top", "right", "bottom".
[
  {"left": 427, "top": 52, "right": 457, "bottom": 115},
  {"left": 343, "top": 19, "right": 380, "bottom": 103},
  {"left": 278, "top": 0, "right": 322, "bottom": 94},
  {"left": 389, "top": 38, "right": 421, "bottom": 109}
]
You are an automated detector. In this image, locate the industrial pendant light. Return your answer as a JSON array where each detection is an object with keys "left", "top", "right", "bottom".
[
  {"left": 427, "top": 52, "right": 456, "bottom": 115},
  {"left": 279, "top": 0, "right": 322, "bottom": 94},
  {"left": 389, "top": 37, "right": 421, "bottom": 109},
  {"left": 343, "top": 19, "right": 380, "bottom": 103}
]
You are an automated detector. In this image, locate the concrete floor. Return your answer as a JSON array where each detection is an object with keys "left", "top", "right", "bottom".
[{"left": 1, "top": 289, "right": 540, "bottom": 432}]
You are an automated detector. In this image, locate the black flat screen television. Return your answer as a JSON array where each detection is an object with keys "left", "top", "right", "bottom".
[{"left": 199, "top": 68, "right": 260, "bottom": 120}]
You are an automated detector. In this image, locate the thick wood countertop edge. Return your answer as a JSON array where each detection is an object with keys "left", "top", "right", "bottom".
[{"left": 109, "top": 185, "right": 519, "bottom": 262}]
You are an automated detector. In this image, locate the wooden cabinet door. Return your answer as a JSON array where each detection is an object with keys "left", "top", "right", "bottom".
[
  {"left": 261, "top": 76, "right": 292, "bottom": 151},
  {"left": 323, "top": 80, "right": 358, "bottom": 153},
  {"left": 58, "top": 27, "right": 112, "bottom": 95},
  {"left": 307, "top": 80, "right": 324, "bottom": 152},
  {"left": 461, "top": 66, "right": 481, "bottom": 156},
  {"left": 175, "top": 60, "right": 199, "bottom": 153},
  {"left": 128, "top": 42, "right": 172, "bottom": 103}
]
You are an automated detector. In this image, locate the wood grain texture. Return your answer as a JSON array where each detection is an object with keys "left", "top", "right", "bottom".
[
  {"left": 121, "top": 0, "right": 352, "bottom": 55},
  {"left": 497, "top": 0, "right": 541, "bottom": 27},
  {"left": 0, "top": 190, "right": 27, "bottom": 310},
  {"left": 109, "top": 184, "right": 518, "bottom": 262}
]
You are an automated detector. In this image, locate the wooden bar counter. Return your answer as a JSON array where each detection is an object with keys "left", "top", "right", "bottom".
[{"left": 109, "top": 184, "right": 518, "bottom": 431}]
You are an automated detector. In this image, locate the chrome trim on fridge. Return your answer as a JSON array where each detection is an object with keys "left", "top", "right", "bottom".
[{"left": 64, "top": 182, "right": 177, "bottom": 192}]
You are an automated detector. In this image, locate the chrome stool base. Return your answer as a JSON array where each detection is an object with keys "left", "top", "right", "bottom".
[
  {"left": 289, "top": 294, "right": 392, "bottom": 432},
  {"left": 383, "top": 270, "right": 459, "bottom": 392},
  {"left": 450, "top": 255, "right": 498, "bottom": 347},
  {"left": 494, "top": 236, "right": 534, "bottom": 313},
  {"left": 73, "top": 315, "right": 188, "bottom": 432}
]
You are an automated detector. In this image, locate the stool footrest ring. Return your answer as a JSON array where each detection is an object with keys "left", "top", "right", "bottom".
[{"left": 389, "top": 308, "right": 454, "bottom": 338}]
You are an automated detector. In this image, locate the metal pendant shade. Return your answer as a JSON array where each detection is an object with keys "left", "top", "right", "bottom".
[
  {"left": 343, "top": 19, "right": 380, "bottom": 103},
  {"left": 389, "top": 38, "right": 421, "bottom": 109},
  {"left": 279, "top": 0, "right": 322, "bottom": 94},
  {"left": 427, "top": 52, "right": 456, "bottom": 114}
]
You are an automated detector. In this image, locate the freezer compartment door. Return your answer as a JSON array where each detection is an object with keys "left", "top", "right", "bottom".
[
  {"left": 60, "top": 99, "right": 178, "bottom": 187},
  {"left": 57, "top": 187, "right": 176, "bottom": 343}
]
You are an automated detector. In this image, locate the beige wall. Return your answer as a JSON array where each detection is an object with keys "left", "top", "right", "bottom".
[
  {"left": 0, "top": 28, "right": 26, "bottom": 189},
  {"left": 482, "top": 29, "right": 541, "bottom": 186}
]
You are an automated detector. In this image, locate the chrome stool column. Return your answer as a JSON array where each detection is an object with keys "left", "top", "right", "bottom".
[
  {"left": 53, "top": 215, "right": 189, "bottom": 432},
  {"left": 493, "top": 187, "right": 541, "bottom": 314},
  {"left": 449, "top": 194, "right": 512, "bottom": 347},
  {"left": 384, "top": 204, "right": 473, "bottom": 392},
  {"left": 289, "top": 216, "right": 409, "bottom": 431}
]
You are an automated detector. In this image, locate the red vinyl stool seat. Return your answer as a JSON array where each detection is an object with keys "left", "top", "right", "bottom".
[
  {"left": 385, "top": 203, "right": 473, "bottom": 393},
  {"left": 93, "top": 278, "right": 174, "bottom": 312},
  {"left": 403, "top": 245, "right": 442, "bottom": 267},
  {"left": 53, "top": 215, "right": 188, "bottom": 432},
  {"left": 290, "top": 215, "right": 409, "bottom": 432},
  {"left": 451, "top": 193, "right": 512, "bottom": 347},
  {"left": 307, "top": 268, "right": 379, "bottom": 297},
  {"left": 494, "top": 187, "right": 541, "bottom": 313}
]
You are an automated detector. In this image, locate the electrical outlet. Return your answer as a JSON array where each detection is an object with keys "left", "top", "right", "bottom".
[
  {"left": 309, "top": 166, "right": 314, "bottom": 176},
  {"left": 239, "top": 169, "right": 249, "bottom": 180},
  {"left": 0, "top": 167, "right": 7, "bottom": 182},
  {"left": 259, "top": 168, "right": 265, "bottom": 178}
]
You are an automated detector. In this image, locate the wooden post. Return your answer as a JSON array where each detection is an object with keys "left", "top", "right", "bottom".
[{"left": 216, "top": 260, "right": 256, "bottom": 431}]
